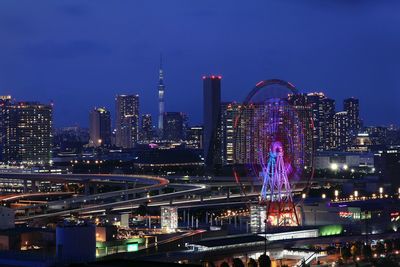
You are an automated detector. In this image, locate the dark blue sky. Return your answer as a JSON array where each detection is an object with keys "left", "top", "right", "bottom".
[{"left": 1, "top": 0, "right": 400, "bottom": 127}]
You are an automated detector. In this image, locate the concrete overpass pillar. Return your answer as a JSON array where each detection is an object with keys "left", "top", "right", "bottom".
[
  {"left": 92, "top": 183, "right": 98, "bottom": 195},
  {"left": 23, "top": 179, "right": 28, "bottom": 193},
  {"left": 84, "top": 182, "right": 90, "bottom": 196},
  {"left": 124, "top": 182, "right": 129, "bottom": 200},
  {"left": 31, "top": 180, "right": 37, "bottom": 193}
]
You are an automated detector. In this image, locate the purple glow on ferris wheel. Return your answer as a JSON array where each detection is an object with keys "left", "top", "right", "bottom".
[{"left": 260, "top": 141, "right": 293, "bottom": 202}]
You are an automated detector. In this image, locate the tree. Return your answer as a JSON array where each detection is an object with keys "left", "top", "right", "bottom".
[
  {"left": 375, "top": 242, "right": 385, "bottom": 255},
  {"left": 220, "top": 262, "right": 230, "bottom": 267},
  {"left": 394, "top": 238, "right": 400, "bottom": 250},
  {"left": 202, "top": 261, "right": 216, "bottom": 267},
  {"left": 137, "top": 204, "right": 148, "bottom": 216},
  {"left": 247, "top": 258, "right": 257, "bottom": 267},
  {"left": 362, "top": 244, "right": 372, "bottom": 260},
  {"left": 341, "top": 245, "right": 352, "bottom": 262},
  {"left": 232, "top": 258, "right": 244, "bottom": 267},
  {"left": 375, "top": 258, "right": 398, "bottom": 267},
  {"left": 384, "top": 239, "right": 393, "bottom": 253},
  {"left": 258, "top": 254, "right": 271, "bottom": 267}
]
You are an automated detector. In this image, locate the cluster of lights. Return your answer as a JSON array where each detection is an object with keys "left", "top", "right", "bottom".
[
  {"left": 331, "top": 187, "right": 400, "bottom": 203},
  {"left": 330, "top": 163, "right": 355, "bottom": 172},
  {"left": 69, "top": 160, "right": 104, "bottom": 164},
  {"left": 217, "top": 209, "right": 249, "bottom": 219},
  {"left": 202, "top": 75, "right": 222, "bottom": 80}
]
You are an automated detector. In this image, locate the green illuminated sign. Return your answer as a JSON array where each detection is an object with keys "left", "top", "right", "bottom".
[
  {"left": 319, "top": 225, "right": 343, "bottom": 236},
  {"left": 127, "top": 242, "right": 139, "bottom": 252}
]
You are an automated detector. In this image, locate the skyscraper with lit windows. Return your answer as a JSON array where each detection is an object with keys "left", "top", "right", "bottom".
[
  {"left": 303, "top": 93, "right": 335, "bottom": 151},
  {"left": 140, "top": 114, "right": 153, "bottom": 142},
  {"left": 333, "top": 111, "right": 350, "bottom": 150},
  {"left": 3, "top": 101, "right": 52, "bottom": 165},
  {"left": 163, "top": 112, "right": 186, "bottom": 142},
  {"left": 89, "top": 107, "right": 111, "bottom": 147},
  {"left": 158, "top": 56, "right": 165, "bottom": 136},
  {"left": 344, "top": 97, "right": 360, "bottom": 139},
  {"left": 115, "top": 94, "right": 139, "bottom": 148}
]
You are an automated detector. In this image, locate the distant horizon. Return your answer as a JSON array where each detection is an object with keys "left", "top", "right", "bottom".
[{"left": 3, "top": 77, "right": 400, "bottom": 129}]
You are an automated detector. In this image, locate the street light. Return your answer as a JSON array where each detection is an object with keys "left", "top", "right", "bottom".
[
  {"left": 379, "top": 187, "right": 383, "bottom": 198},
  {"left": 302, "top": 193, "right": 306, "bottom": 199},
  {"left": 354, "top": 190, "right": 359, "bottom": 199},
  {"left": 330, "top": 163, "right": 338, "bottom": 171},
  {"left": 322, "top": 193, "right": 326, "bottom": 199}
]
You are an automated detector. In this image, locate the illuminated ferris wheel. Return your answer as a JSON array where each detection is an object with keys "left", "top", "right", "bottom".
[{"left": 233, "top": 79, "right": 314, "bottom": 227}]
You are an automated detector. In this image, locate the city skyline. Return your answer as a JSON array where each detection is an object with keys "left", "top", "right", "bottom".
[{"left": 1, "top": 0, "right": 400, "bottom": 127}]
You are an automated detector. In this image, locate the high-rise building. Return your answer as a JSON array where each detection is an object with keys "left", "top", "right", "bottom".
[
  {"left": 3, "top": 102, "right": 52, "bottom": 165},
  {"left": 344, "top": 97, "right": 360, "bottom": 139},
  {"left": 89, "top": 107, "right": 111, "bottom": 147},
  {"left": 163, "top": 112, "right": 186, "bottom": 142},
  {"left": 115, "top": 94, "right": 139, "bottom": 148},
  {"left": 333, "top": 111, "right": 350, "bottom": 150},
  {"left": 221, "top": 102, "right": 241, "bottom": 165},
  {"left": 287, "top": 94, "right": 314, "bottom": 167},
  {"left": 186, "top": 126, "right": 203, "bottom": 149},
  {"left": 0, "top": 96, "right": 12, "bottom": 151},
  {"left": 140, "top": 114, "right": 153, "bottom": 142},
  {"left": 203, "top": 75, "right": 222, "bottom": 170},
  {"left": 158, "top": 56, "right": 165, "bottom": 136},
  {"left": 303, "top": 93, "right": 335, "bottom": 151}
]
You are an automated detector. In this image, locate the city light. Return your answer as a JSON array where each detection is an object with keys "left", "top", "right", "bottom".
[
  {"left": 0, "top": 5, "right": 399, "bottom": 266},
  {"left": 330, "top": 163, "right": 338, "bottom": 171},
  {"left": 334, "top": 190, "right": 339, "bottom": 199}
]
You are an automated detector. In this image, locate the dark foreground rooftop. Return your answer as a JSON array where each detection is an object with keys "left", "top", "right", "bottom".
[{"left": 70, "top": 259, "right": 200, "bottom": 267}]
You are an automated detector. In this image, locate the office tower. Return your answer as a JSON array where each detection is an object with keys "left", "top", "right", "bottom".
[
  {"left": 221, "top": 102, "right": 241, "bottom": 165},
  {"left": 344, "top": 98, "right": 360, "bottom": 138},
  {"left": 89, "top": 107, "right": 111, "bottom": 147},
  {"left": 0, "top": 96, "right": 12, "bottom": 150},
  {"left": 158, "top": 56, "right": 165, "bottom": 136},
  {"left": 115, "top": 94, "right": 139, "bottom": 148},
  {"left": 3, "top": 102, "right": 52, "bottom": 165},
  {"left": 163, "top": 112, "right": 186, "bottom": 142},
  {"left": 333, "top": 111, "right": 350, "bottom": 150},
  {"left": 221, "top": 102, "right": 267, "bottom": 165},
  {"left": 203, "top": 75, "right": 222, "bottom": 170},
  {"left": 304, "top": 93, "right": 335, "bottom": 151},
  {"left": 186, "top": 126, "right": 203, "bottom": 149},
  {"left": 287, "top": 94, "right": 314, "bottom": 167},
  {"left": 140, "top": 114, "right": 153, "bottom": 142}
]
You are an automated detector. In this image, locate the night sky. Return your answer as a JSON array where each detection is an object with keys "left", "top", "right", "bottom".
[{"left": 1, "top": 0, "right": 400, "bottom": 127}]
